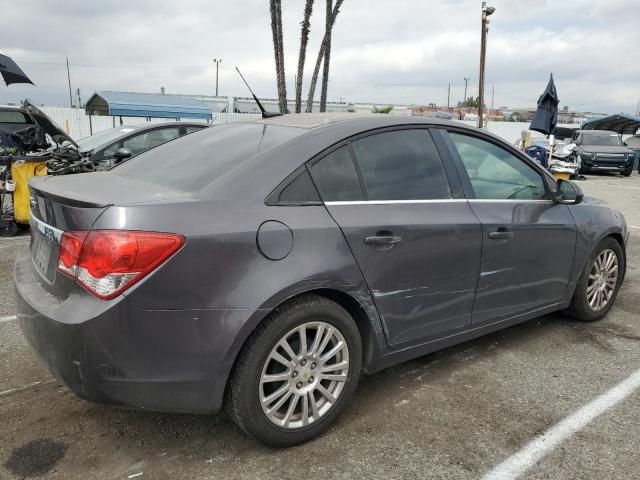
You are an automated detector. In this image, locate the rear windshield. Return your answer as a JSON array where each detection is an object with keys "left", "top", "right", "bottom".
[
  {"left": 581, "top": 133, "right": 623, "bottom": 146},
  {"left": 114, "top": 122, "right": 302, "bottom": 193},
  {"left": 0, "top": 111, "right": 31, "bottom": 124}
]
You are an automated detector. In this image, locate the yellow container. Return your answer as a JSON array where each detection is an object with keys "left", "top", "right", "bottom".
[
  {"left": 11, "top": 160, "right": 48, "bottom": 224},
  {"left": 552, "top": 171, "right": 571, "bottom": 181}
]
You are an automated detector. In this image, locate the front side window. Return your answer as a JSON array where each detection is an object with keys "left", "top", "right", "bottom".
[
  {"left": 449, "top": 132, "right": 547, "bottom": 200},
  {"left": 351, "top": 129, "right": 450, "bottom": 200},
  {"left": 309, "top": 146, "right": 364, "bottom": 201}
]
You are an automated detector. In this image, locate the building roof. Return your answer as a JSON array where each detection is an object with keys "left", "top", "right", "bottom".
[
  {"left": 84, "top": 91, "right": 213, "bottom": 120},
  {"left": 581, "top": 113, "right": 640, "bottom": 135}
]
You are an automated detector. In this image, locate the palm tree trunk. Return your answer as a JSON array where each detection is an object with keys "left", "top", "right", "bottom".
[
  {"left": 319, "top": 0, "right": 332, "bottom": 112},
  {"left": 305, "top": 0, "right": 344, "bottom": 112},
  {"left": 295, "top": 0, "right": 314, "bottom": 113},
  {"left": 270, "top": 0, "right": 288, "bottom": 113}
]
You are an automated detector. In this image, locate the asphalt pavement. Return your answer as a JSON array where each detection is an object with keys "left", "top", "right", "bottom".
[{"left": 0, "top": 172, "right": 638, "bottom": 480}]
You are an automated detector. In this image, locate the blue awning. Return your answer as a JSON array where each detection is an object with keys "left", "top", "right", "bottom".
[
  {"left": 85, "top": 91, "right": 213, "bottom": 120},
  {"left": 581, "top": 113, "right": 640, "bottom": 135}
]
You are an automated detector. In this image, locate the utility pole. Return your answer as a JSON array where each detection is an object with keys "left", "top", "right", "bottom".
[
  {"left": 491, "top": 85, "right": 495, "bottom": 112},
  {"left": 463, "top": 77, "right": 470, "bottom": 104},
  {"left": 447, "top": 83, "right": 451, "bottom": 109},
  {"left": 478, "top": 2, "right": 496, "bottom": 128},
  {"left": 66, "top": 57, "right": 73, "bottom": 108},
  {"left": 213, "top": 58, "right": 222, "bottom": 96},
  {"left": 76, "top": 88, "right": 82, "bottom": 109}
]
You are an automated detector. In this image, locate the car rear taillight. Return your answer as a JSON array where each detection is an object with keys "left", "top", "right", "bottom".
[{"left": 57, "top": 230, "right": 184, "bottom": 299}]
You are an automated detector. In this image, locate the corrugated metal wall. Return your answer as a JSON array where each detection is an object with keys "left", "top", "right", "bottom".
[{"left": 37, "top": 107, "right": 260, "bottom": 141}]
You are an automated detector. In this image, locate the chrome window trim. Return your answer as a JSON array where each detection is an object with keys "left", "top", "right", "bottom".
[
  {"left": 325, "top": 199, "right": 466, "bottom": 206},
  {"left": 324, "top": 199, "right": 553, "bottom": 206}
]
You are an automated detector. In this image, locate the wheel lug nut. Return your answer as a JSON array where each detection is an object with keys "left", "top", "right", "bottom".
[
  {"left": 300, "top": 359, "right": 307, "bottom": 366},
  {"left": 311, "top": 363, "right": 316, "bottom": 369},
  {"left": 296, "top": 382, "right": 303, "bottom": 389},
  {"left": 292, "top": 371, "right": 298, "bottom": 378},
  {"left": 308, "top": 377, "right": 314, "bottom": 383}
]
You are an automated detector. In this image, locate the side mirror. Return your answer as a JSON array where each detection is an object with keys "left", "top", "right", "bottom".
[
  {"left": 555, "top": 179, "right": 584, "bottom": 205},
  {"left": 114, "top": 147, "right": 132, "bottom": 160}
]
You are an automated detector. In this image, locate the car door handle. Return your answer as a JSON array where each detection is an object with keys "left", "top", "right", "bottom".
[
  {"left": 364, "top": 235, "right": 402, "bottom": 245},
  {"left": 489, "top": 228, "right": 514, "bottom": 240}
]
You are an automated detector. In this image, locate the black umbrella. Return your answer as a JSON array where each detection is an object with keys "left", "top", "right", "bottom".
[
  {"left": 530, "top": 73, "right": 559, "bottom": 136},
  {"left": 0, "top": 53, "right": 34, "bottom": 86}
]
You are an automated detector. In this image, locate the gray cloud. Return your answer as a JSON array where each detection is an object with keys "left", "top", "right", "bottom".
[{"left": 1, "top": 0, "right": 638, "bottom": 113}]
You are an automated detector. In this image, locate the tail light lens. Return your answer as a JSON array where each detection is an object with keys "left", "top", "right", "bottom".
[{"left": 57, "top": 230, "right": 185, "bottom": 299}]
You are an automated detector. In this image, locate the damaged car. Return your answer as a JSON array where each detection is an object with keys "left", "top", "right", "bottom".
[
  {"left": 46, "top": 121, "right": 208, "bottom": 175},
  {"left": 16, "top": 114, "right": 628, "bottom": 447}
]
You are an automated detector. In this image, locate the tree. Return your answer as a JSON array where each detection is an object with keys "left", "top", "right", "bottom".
[
  {"left": 457, "top": 96, "right": 482, "bottom": 108},
  {"left": 270, "top": 0, "right": 288, "bottom": 113},
  {"left": 295, "top": 0, "right": 314, "bottom": 113},
  {"left": 306, "top": 0, "right": 344, "bottom": 112},
  {"left": 372, "top": 105, "right": 393, "bottom": 114},
  {"left": 319, "top": 0, "right": 332, "bottom": 112}
]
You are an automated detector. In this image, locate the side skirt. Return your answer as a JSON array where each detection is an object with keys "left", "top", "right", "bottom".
[{"left": 371, "top": 302, "right": 568, "bottom": 373}]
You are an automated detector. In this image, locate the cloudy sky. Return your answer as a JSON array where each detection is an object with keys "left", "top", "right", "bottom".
[{"left": 1, "top": 0, "right": 639, "bottom": 113}]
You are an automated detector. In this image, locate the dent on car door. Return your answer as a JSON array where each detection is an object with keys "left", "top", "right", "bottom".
[
  {"left": 309, "top": 128, "right": 482, "bottom": 347},
  {"left": 446, "top": 131, "right": 577, "bottom": 324}
]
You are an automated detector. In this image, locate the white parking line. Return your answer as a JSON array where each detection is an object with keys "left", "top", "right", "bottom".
[
  {"left": 0, "top": 379, "right": 56, "bottom": 397},
  {"left": 482, "top": 368, "right": 640, "bottom": 480},
  {"left": 0, "top": 315, "right": 17, "bottom": 323}
]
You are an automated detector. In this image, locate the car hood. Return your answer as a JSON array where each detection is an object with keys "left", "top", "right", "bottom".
[
  {"left": 23, "top": 100, "right": 79, "bottom": 148},
  {"left": 579, "top": 145, "right": 632, "bottom": 154},
  {"left": 581, "top": 195, "right": 609, "bottom": 207}
]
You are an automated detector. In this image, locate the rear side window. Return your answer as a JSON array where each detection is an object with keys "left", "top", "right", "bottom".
[
  {"left": 309, "top": 146, "right": 364, "bottom": 201},
  {"left": 351, "top": 129, "right": 450, "bottom": 200},
  {"left": 275, "top": 170, "right": 320, "bottom": 204}
]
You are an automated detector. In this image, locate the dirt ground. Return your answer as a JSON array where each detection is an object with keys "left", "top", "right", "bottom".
[{"left": 0, "top": 173, "right": 639, "bottom": 480}]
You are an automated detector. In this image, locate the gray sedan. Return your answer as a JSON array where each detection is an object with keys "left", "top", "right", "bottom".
[{"left": 15, "top": 114, "right": 628, "bottom": 447}]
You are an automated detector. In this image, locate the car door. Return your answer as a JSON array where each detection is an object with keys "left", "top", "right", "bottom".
[
  {"left": 444, "top": 130, "right": 577, "bottom": 325},
  {"left": 308, "top": 127, "right": 483, "bottom": 347}
]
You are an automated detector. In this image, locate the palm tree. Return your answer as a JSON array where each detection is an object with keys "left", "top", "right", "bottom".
[
  {"left": 270, "top": 0, "right": 288, "bottom": 113},
  {"left": 319, "top": 0, "right": 332, "bottom": 112},
  {"left": 295, "top": 0, "right": 314, "bottom": 113},
  {"left": 305, "top": 0, "right": 344, "bottom": 112}
]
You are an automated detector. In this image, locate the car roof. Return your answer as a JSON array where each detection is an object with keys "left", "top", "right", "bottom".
[
  {"left": 0, "top": 105, "right": 28, "bottom": 113},
  {"left": 579, "top": 130, "right": 619, "bottom": 136},
  {"left": 245, "top": 112, "right": 463, "bottom": 130},
  {"left": 117, "top": 121, "right": 208, "bottom": 132}
]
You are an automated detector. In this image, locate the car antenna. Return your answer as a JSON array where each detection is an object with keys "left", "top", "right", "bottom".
[{"left": 235, "top": 66, "right": 283, "bottom": 118}]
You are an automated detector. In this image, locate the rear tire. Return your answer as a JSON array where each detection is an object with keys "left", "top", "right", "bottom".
[
  {"left": 226, "top": 294, "right": 362, "bottom": 447},
  {"left": 566, "top": 237, "right": 624, "bottom": 322}
]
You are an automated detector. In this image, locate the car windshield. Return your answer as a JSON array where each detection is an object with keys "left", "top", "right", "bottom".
[
  {"left": 581, "top": 133, "right": 623, "bottom": 147},
  {"left": 0, "top": 111, "right": 31, "bottom": 124},
  {"left": 75, "top": 126, "right": 138, "bottom": 152},
  {"left": 114, "top": 122, "right": 302, "bottom": 193}
]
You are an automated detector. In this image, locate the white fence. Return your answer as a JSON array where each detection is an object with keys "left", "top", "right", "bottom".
[
  {"left": 18, "top": 105, "right": 580, "bottom": 145},
  {"left": 38, "top": 107, "right": 260, "bottom": 141}
]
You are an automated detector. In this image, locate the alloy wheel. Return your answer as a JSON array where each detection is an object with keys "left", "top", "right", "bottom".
[
  {"left": 586, "top": 248, "right": 618, "bottom": 312},
  {"left": 259, "top": 321, "right": 349, "bottom": 429}
]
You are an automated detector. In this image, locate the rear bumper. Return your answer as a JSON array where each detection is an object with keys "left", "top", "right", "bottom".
[{"left": 14, "top": 248, "right": 249, "bottom": 414}]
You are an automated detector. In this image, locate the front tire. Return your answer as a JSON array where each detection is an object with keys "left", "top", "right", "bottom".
[
  {"left": 622, "top": 167, "right": 632, "bottom": 177},
  {"left": 566, "top": 237, "right": 625, "bottom": 322},
  {"left": 226, "top": 294, "right": 362, "bottom": 447}
]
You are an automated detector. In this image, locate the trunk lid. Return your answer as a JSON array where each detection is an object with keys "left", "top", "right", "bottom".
[{"left": 28, "top": 172, "right": 189, "bottom": 287}]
